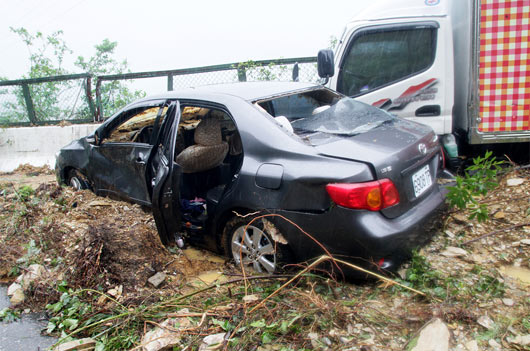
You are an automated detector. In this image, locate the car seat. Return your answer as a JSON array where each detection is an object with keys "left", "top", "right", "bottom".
[{"left": 175, "top": 116, "right": 229, "bottom": 173}]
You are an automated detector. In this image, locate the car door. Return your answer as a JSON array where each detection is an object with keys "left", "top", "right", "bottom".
[
  {"left": 148, "top": 101, "right": 182, "bottom": 245},
  {"left": 88, "top": 100, "right": 167, "bottom": 205}
]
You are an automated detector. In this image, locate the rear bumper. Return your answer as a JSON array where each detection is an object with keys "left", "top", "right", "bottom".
[{"left": 272, "top": 184, "right": 446, "bottom": 271}]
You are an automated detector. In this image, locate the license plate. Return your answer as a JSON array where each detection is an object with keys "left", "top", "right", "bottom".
[{"left": 412, "top": 165, "right": 432, "bottom": 197}]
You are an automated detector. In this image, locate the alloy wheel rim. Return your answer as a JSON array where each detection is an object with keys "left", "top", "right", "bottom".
[
  {"left": 231, "top": 224, "right": 276, "bottom": 273},
  {"left": 70, "top": 177, "right": 81, "bottom": 190}
]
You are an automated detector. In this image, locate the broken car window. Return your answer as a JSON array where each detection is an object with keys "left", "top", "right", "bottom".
[
  {"left": 257, "top": 89, "right": 393, "bottom": 136},
  {"left": 105, "top": 106, "right": 167, "bottom": 143}
]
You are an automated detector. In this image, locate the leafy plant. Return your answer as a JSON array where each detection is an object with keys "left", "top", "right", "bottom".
[
  {"left": 46, "top": 290, "right": 92, "bottom": 334},
  {"left": 15, "top": 239, "right": 41, "bottom": 267},
  {"left": 0, "top": 308, "right": 20, "bottom": 322},
  {"left": 445, "top": 151, "right": 503, "bottom": 222},
  {"left": 15, "top": 185, "right": 35, "bottom": 202}
]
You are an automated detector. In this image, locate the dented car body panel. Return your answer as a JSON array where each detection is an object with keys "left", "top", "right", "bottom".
[{"left": 56, "top": 82, "right": 445, "bottom": 272}]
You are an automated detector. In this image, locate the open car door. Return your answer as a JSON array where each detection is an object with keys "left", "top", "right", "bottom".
[{"left": 148, "top": 101, "right": 181, "bottom": 245}]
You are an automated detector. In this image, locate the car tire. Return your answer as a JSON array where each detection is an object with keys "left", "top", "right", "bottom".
[
  {"left": 222, "top": 216, "right": 292, "bottom": 274},
  {"left": 67, "top": 169, "right": 90, "bottom": 190}
]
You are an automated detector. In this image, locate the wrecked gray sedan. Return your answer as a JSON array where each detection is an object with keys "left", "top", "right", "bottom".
[{"left": 56, "top": 82, "right": 445, "bottom": 275}]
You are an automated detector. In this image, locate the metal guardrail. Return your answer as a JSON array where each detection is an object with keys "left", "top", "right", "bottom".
[{"left": 0, "top": 57, "right": 318, "bottom": 125}]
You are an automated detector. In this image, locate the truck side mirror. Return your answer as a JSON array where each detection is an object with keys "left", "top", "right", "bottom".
[{"left": 317, "top": 49, "right": 335, "bottom": 79}]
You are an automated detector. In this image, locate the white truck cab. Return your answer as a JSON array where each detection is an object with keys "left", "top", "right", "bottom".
[{"left": 320, "top": 0, "right": 530, "bottom": 166}]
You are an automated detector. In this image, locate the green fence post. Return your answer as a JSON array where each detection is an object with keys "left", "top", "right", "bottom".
[
  {"left": 95, "top": 79, "right": 103, "bottom": 121},
  {"left": 85, "top": 76, "right": 97, "bottom": 121},
  {"left": 167, "top": 74, "right": 174, "bottom": 91},
  {"left": 21, "top": 84, "right": 37, "bottom": 124},
  {"left": 237, "top": 67, "right": 247, "bottom": 82}
]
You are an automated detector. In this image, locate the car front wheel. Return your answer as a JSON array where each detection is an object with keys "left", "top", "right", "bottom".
[
  {"left": 223, "top": 216, "right": 291, "bottom": 274},
  {"left": 67, "top": 169, "right": 90, "bottom": 190}
]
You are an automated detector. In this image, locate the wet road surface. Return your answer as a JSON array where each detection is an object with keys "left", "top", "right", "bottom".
[{"left": 0, "top": 286, "right": 57, "bottom": 351}]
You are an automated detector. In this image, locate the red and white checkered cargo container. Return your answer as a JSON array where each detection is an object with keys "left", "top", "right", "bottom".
[
  {"left": 478, "top": 0, "right": 529, "bottom": 136},
  {"left": 327, "top": 0, "right": 529, "bottom": 164}
]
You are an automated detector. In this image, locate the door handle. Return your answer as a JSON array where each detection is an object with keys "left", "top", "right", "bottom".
[{"left": 415, "top": 105, "right": 441, "bottom": 117}]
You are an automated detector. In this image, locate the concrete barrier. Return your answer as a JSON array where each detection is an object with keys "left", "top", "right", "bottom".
[{"left": 0, "top": 124, "right": 100, "bottom": 172}]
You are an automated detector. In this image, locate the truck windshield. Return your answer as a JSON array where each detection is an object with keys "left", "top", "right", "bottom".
[{"left": 256, "top": 89, "right": 393, "bottom": 136}]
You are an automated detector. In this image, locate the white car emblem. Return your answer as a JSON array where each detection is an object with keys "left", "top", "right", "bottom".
[{"left": 418, "top": 143, "right": 427, "bottom": 155}]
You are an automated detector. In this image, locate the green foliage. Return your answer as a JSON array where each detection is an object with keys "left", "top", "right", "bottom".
[
  {"left": 0, "top": 308, "right": 20, "bottom": 322},
  {"left": 15, "top": 239, "right": 42, "bottom": 267},
  {"left": 1, "top": 28, "right": 73, "bottom": 122},
  {"left": 15, "top": 185, "right": 35, "bottom": 202},
  {"left": 235, "top": 60, "right": 288, "bottom": 81},
  {"left": 46, "top": 290, "right": 92, "bottom": 334},
  {"left": 74, "top": 39, "right": 145, "bottom": 118},
  {"left": 446, "top": 151, "right": 503, "bottom": 222},
  {"left": 1, "top": 28, "right": 145, "bottom": 123},
  {"left": 400, "top": 251, "right": 505, "bottom": 300}
]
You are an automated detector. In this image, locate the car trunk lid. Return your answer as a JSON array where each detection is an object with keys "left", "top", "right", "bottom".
[{"left": 307, "top": 118, "right": 441, "bottom": 218}]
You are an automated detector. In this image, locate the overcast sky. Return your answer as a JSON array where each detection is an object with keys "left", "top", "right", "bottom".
[{"left": 1, "top": 0, "right": 380, "bottom": 81}]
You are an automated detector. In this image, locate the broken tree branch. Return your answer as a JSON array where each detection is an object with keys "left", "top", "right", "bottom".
[{"left": 462, "top": 222, "right": 530, "bottom": 245}]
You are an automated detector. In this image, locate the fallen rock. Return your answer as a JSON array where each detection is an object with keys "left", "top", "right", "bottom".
[
  {"left": 7, "top": 282, "right": 22, "bottom": 296},
  {"left": 53, "top": 338, "right": 96, "bottom": 351},
  {"left": 107, "top": 285, "right": 123, "bottom": 298},
  {"left": 9, "top": 288, "right": 25, "bottom": 305},
  {"left": 520, "top": 239, "right": 530, "bottom": 245},
  {"left": 408, "top": 318, "right": 450, "bottom": 351},
  {"left": 464, "top": 340, "right": 479, "bottom": 351},
  {"left": 242, "top": 294, "right": 259, "bottom": 303},
  {"left": 493, "top": 211, "right": 505, "bottom": 219},
  {"left": 477, "top": 315, "right": 495, "bottom": 330},
  {"left": 198, "top": 332, "right": 227, "bottom": 350},
  {"left": 507, "top": 178, "right": 524, "bottom": 186},
  {"left": 507, "top": 334, "right": 530, "bottom": 346},
  {"left": 147, "top": 272, "right": 166, "bottom": 288},
  {"left": 441, "top": 247, "right": 468, "bottom": 258},
  {"left": 141, "top": 317, "right": 191, "bottom": 351},
  {"left": 502, "top": 298, "right": 514, "bottom": 306},
  {"left": 488, "top": 339, "right": 501, "bottom": 349},
  {"left": 16, "top": 264, "right": 46, "bottom": 289}
]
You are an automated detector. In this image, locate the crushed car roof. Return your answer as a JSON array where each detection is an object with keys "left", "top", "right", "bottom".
[{"left": 145, "top": 81, "right": 322, "bottom": 102}]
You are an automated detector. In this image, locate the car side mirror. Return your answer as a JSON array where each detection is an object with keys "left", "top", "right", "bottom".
[
  {"left": 317, "top": 49, "right": 335, "bottom": 80},
  {"left": 86, "top": 136, "right": 96, "bottom": 144}
]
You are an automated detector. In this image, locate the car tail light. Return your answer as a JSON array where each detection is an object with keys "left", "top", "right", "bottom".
[{"left": 326, "top": 179, "right": 399, "bottom": 211}]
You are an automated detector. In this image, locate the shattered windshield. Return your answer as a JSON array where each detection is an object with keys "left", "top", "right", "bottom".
[
  {"left": 257, "top": 89, "right": 394, "bottom": 136},
  {"left": 291, "top": 98, "right": 393, "bottom": 136}
]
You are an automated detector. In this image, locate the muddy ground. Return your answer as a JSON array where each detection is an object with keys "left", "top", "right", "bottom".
[{"left": 0, "top": 164, "right": 529, "bottom": 350}]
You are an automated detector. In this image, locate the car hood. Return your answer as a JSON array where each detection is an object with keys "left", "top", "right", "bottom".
[{"left": 308, "top": 118, "right": 441, "bottom": 218}]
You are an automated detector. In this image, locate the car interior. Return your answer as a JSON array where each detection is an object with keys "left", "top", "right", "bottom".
[
  {"left": 175, "top": 106, "right": 243, "bottom": 230},
  {"left": 101, "top": 103, "right": 243, "bottom": 230}
]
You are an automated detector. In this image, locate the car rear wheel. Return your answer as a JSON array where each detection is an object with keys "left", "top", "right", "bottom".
[
  {"left": 222, "top": 216, "right": 291, "bottom": 274},
  {"left": 67, "top": 169, "right": 90, "bottom": 190}
]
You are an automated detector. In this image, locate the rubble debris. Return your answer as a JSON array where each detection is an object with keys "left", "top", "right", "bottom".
[
  {"left": 408, "top": 318, "right": 450, "bottom": 351},
  {"left": 506, "top": 178, "right": 524, "bottom": 186},
  {"left": 440, "top": 247, "right": 468, "bottom": 258},
  {"left": 53, "top": 337, "right": 96, "bottom": 351},
  {"left": 477, "top": 315, "right": 495, "bottom": 330},
  {"left": 16, "top": 263, "right": 46, "bottom": 289},
  {"left": 464, "top": 340, "right": 479, "bottom": 351},
  {"left": 198, "top": 333, "right": 227, "bottom": 350},
  {"left": 9, "top": 287, "right": 25, "bottom": 305},
  {"left": 6, "top": 282, "right": 22, "bottom": 296},
  {"left": 141, "top": 314, "right": 192, "bottom": 351},
  {"left": 147, "top": 272, "right": 166, "bottom": 288}
]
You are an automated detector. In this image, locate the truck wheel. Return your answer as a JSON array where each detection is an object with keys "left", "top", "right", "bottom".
[
  {"left": 222, "top": 216, "right": 291, "bottom": 274},
  {"left": 67, "top": 169, "right": 90, "bottom": 190}
]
